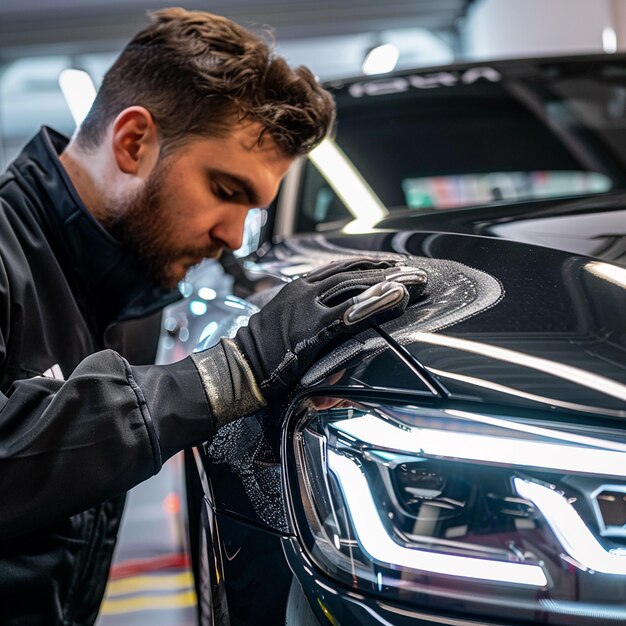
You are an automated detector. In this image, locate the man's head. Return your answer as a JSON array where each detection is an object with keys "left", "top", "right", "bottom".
[{"left": 66, "top": 8, "right": 335, "bottom": 288}]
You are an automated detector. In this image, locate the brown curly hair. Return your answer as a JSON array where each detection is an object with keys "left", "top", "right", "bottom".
[{"left": 77, "top": 7, "right": 335, "bottom": 157}]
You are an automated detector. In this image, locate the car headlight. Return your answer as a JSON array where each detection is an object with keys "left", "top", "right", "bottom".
[{"left": 289, "top": 398, "right": 626, "bottom": 624}]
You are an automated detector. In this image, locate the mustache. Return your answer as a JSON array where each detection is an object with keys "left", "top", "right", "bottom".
[{"left": 177, "top": 243, "right": 224, "bottom": 261}]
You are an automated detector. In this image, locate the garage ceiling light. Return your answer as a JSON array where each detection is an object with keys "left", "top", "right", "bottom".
[
  {"left": 59, "top": 68, "right": 96, "bottom": 127},
  {"left": 362, "top": 43, "right": 400, "bottom": 75},
  {"left": 308, "top": 138, "right": 388, "bottom": 232},
  {"left": 603, "top": 27, "right": 618, "bottom": 54}
]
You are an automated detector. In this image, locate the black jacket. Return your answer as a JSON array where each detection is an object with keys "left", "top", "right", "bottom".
[{"left": 0, "top": 128, "right": 216, "bottom": 624}]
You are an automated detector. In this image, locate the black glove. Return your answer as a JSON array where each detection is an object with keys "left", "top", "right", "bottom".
[{"left": 191, "top": 258, "right": 427, "bottom": 425}]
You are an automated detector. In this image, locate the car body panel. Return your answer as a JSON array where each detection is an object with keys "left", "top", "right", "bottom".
[
  {"left": 179, "top": 228, "right": 626, "bottom": 566},
  {"left": 257, "top": 233, "right": 626, "bottom": 414},
  {"left": 372, "top": 192, "right": 626, "bottom": 267},
  {"left": 271, "top": 54, "right": 626, "bottom": 270},
  {"left": 175, "top": 53, "right": 626, "bottom": 626}
]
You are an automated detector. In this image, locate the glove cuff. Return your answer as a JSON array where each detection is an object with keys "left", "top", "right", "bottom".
[{"left": 191, "top": 338, "right": 267, "bottom": 428}]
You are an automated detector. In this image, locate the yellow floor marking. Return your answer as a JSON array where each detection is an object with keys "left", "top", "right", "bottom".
[
  {"left": 101, "top": 589, "right": 197, "bottom": 615},
  {"left": 106, "top": 571, "right": 194, "bottom": 597}
]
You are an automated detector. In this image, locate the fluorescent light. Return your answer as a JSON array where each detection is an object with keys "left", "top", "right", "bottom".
[
  {"left": 586, "top": 261, "right": 626, "bottom": 289},
  {"left": 224, "top": 297, "right": 246, "bottom": 310},
  {"left": 328, "top": 450, "right": 547, "bottom": 586},
  {"left": 362, "top": 44, "right": 400, "bottom": 76},
  {"left": 603, "top": 27, "right": 618, "bottom": 54},
  {"left": 330, "top": 414, "right": 626, "bottom": 477},
  {"left": 197, "top": 287, "right": 217, "bottom": 301},
  {"left": 308, "top": 139, "right": 388, "bottom": 232},
  {"left": 515, "top": 478, "right": 626, "bottom": 575},
  {"left": 58, "top": 69, "right": 97, "bottom": 127},
  {"left": 189, "top": 300, "right": 207, "bottom": 316}
]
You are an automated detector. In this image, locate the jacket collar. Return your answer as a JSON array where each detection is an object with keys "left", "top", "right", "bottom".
[{"left": 10, "top": 127, "right": 180, "bottom": 331}]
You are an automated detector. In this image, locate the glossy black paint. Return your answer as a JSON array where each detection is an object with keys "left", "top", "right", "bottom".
[
  {"left": 263, "top": 232, "right": 626, "bottom": 408},
  {"left": 187, "top": 227, "right": 626, "bottom": 624},
  {"left": 215, "top": 514, "right": 292, "bottom": 625},
  {"left": 185, "top": 53, "right": 626, "bottom": 625},
  {"left": 198, "top": 409, "right": 288, "bottom": 534},
  {"left": 374, "top": 193, "right": 626, "bottom": 267},
  {"left": 284, "top": 54, "right": 626, "bottom": 265},
  {"left": 281, "top": 536, "right": 514, "bottom": 626}
]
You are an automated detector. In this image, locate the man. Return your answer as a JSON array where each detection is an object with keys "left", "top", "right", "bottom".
[{"left": 0, "top": 7, "right": 424, "bottom": 625}]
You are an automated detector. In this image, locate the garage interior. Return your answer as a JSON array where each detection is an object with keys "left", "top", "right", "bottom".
[{"left": 1, "top": 2, "right": 624, "bottom": 625}]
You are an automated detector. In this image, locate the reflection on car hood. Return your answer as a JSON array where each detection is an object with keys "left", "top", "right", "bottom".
[
  {"left": 375, "top": 191, "right": 626, "bottom": 267},
  {"left": 250, "top": 233, "right": 626, "bottom": 418}
]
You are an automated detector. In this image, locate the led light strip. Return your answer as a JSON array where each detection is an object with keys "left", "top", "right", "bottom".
[
  {"left": 514, "top": 478, "right": 626, "bottom": 575},
  {"left": 328, "top": 450, "right": 547, "bottom": 586},
  {"left": 330, "top": 415, "right": 626, "bottom": 477},
  {"left": 444, "top": 409, "right": 626, "bottom": 452}
]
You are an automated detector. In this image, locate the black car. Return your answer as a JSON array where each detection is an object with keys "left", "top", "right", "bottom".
[{"left": 161, "top": 54, "right": 626, "bottom": 625}]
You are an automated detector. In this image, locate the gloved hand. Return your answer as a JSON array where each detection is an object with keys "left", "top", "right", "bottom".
[{"left": 191, "top": 257, "right": 427, "bottom": 425}]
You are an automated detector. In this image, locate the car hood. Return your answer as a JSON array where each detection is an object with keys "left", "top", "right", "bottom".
[
  {"left": 248, "top": 232, "right": 626, "bottom": 418},
  {"left": 375, "top": 191, "right": 626, "bottom": 268}
]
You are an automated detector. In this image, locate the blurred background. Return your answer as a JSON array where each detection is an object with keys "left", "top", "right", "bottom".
[
  {"left": 2, "top": 0, "right": 626, "bottom": 167},
  {"left": 2, "top": 1, "right": 624, "bottom": 624}
]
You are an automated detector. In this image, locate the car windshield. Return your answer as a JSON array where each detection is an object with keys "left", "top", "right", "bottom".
[{"left": 296, "top": 57, "right": 626, "bottom": 233}]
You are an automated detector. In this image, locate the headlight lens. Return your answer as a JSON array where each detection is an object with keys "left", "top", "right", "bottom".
[{"left": 290, "top": 399, "right": 626, "bottom": 624}]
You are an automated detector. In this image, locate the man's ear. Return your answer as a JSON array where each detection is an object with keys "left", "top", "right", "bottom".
[{"left": 111, "top": 107, "right": 159, "bottom": 177}]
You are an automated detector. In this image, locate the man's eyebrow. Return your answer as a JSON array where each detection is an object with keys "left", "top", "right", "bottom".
[{"left": 212, "top": 171, "right": 261, "bottom": 206}]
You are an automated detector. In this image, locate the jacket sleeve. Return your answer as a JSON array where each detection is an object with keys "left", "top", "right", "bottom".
[{"left": 0, "top": 346, "right": 213, "bottom": 540}]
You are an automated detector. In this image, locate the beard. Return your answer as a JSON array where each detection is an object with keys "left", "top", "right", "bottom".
[{"left": 104, "top": 159, "right": 222, "bottom": 289}]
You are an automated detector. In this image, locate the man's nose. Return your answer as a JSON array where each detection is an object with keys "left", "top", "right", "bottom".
[{"left": 212, "top": 207, "right": 248, "bottom": 251}]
